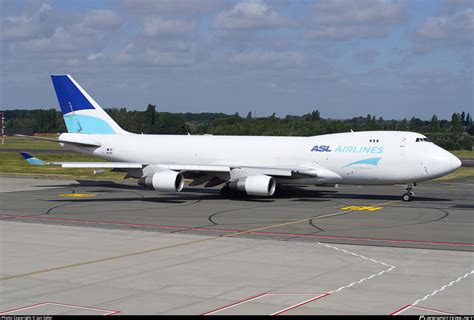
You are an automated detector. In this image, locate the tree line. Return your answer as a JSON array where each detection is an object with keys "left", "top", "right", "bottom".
[{"left": 2, "top": 105, "right": 472, "bottom": 151}]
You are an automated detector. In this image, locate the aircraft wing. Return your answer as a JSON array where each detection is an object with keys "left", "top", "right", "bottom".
[
  {"left": 150, "top": 164, "right": 309, "bottom": 177},
  {"left": 20, "top": 152, "right": 340, "bottom": 181},
  {"left": 157, "top": 163, "right": 341, "bottom": 180},
  {"left": 20, "top": 152, "right": 142, "bottom": 168}
]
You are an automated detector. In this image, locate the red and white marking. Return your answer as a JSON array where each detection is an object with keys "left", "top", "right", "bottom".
[
  {"left": 391, "top": 304, "right": 456, "bottom": 315},
  {"left": 203, "top": 293, "right": 329, "bottom": 315},
  {"left": 0, "top": 302, "right": 120, "bottom": 315}
]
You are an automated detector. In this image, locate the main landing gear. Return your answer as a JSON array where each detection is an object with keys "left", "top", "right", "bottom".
[
  {"left": 220, "top": 185, "right": 243, "bottom": 198},
  {"left": 402, "top": 183, "right": 415, "bottom": 201}
]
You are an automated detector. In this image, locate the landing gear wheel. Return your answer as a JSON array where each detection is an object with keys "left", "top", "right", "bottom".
[
  {"left": 220, "top": 186, "right": 242, "bottom": 198},
  {"left": 220, "top": 186, "right": 230, "bottom": 197},
  {"left": 402, "top": 183, "right": 415, "bottom": 201},
  {"left": 402, "top": 192, "right": 413, "bottom": 202}
]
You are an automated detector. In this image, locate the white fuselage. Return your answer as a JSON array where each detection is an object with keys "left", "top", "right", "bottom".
[{"left": 61, "top": 130, "right": 461, "bottom": 185}]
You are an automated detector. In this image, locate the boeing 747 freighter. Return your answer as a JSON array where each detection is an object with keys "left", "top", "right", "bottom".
[{"left": 20, "top": 75, "right": 462, "bottom": 201}]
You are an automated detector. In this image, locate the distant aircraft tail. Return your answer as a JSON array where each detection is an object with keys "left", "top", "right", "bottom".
[{"left": 51, "top": 75, "right": 126, "bottom": 134}]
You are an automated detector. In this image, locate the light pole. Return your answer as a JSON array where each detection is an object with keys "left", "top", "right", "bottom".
[{"left": 0, "top": 112, "right": 4, "bottom": 145}]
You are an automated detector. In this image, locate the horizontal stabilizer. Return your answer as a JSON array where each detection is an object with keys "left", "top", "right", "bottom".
[
  {"left": 14, "top": 134, "right": 101, "bottom": 148},
  {"left": 20, "top": 152, "right": 46, "bottom": 165}
]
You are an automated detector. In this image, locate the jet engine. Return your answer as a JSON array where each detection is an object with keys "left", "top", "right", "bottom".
[
  {"left": 229, "top": 175, "right": 276, "bottom": 196},
  {"left": 139, "top": 170, "right": 184, "bottom": 192}
]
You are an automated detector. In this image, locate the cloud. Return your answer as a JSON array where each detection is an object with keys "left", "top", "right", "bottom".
[
  {"left": 307, "top": 0, "right": 406, "bottom": 40},
  {"left": 229, "top": 50, "right": 304, "bottom": 68},
  {"left": 1, "top": 0, "right": 471, "bottom": 120},
  {"left": 416, "top": 8, "right": 473, "bottom": 48},
  {"left": 18, "top": 27, "right": 99, "bottom": 52},
  {"left": 143, "top": 16, "right": 195, "bottom": 37},
  {"left": 1, "top": 0, "right": 124, "bottom": 77},
  {"left": 16, "top": 9, "right": 122, "bottom": 53},
  {"left": 213, "top": 0, "right": 287, "bottom": 30},
  {"left": 411, "top": 4, "right": 473, "bottom": 60},
  {"left": 113, "top": 48, "right": 194, "bottom": 66},
  {"left": 109, "top": 39, "right": 195, "bottom": 67},
  {"left": 352, "top": 49, "right": 379, "bottom": 65},
  {"left": 122, "top": 0, "right": 229, "bottom": 17},
  {"left": 2, "top": 4, "right": 121, "bottom": 44},
  {"left": 81, "top": 9, "right": 122, "bottom": 30},
  {"left": 400, "top": 70, "right": 471, "bottom": 93},
  {"left": 438, "top": 0, "right": 473, "bottom": 15},
  {"left": 2, "top": 1, "right": 56, "bottom": 41}
]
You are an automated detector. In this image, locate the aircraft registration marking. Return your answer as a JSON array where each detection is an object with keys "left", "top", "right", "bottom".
[
  {"left": 59, "top": 193, "right": 97, "bottom": 198},
  {"left": 340, "top": 205, "right": 383, "bottom": 211}
]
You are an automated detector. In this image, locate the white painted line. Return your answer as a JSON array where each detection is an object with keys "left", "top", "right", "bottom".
[
  {"left": 391, "top": 304, "right": 455, "bottom": 315},
  {"left": 412, "top": 269, "right": 474, "bottom": 306},
  {"left": 0, "top": 302, "right": 119, "bottom": 315},
  {"left": 316, "top": 242, "right": 396, "bottom": 295}
]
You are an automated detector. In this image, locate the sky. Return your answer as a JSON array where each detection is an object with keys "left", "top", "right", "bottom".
[{"left": 0, "top": 0, "right": 473, "bottom": 120}]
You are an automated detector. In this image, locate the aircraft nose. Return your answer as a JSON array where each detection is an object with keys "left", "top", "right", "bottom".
[
  {"left": 426, "top": 147, "right": 461, "bottom": 177},
  {"left": 451, "top": 154, "right": 462, "bottom": 170}
]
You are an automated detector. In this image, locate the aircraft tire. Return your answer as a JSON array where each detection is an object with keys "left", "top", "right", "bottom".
[{"left": 402, "top": 192, "right": 413, "bottom": 202}]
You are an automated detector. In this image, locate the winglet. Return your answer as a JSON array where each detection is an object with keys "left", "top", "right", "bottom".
[{"left": 20, "top": 152, "right": 46, "bottom": 165}]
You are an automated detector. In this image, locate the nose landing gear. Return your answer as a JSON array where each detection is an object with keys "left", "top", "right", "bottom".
[{"left": 402, "top": 183, "right": 415, "bottom": 201}]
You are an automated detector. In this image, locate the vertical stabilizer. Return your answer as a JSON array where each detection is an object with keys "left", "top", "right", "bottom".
[{"left": 51, "top": 75, "right": 126, "bottom": 134}]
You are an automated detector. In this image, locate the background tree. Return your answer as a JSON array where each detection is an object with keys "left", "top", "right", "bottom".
[
  {"left": 430, "top": 115, "right": 439, "bottom": 132},
  {"left": 2, "top": 108, "right": 472, "bottom": 150},
  {"left": 451, "top": 113, "right": 463, "bottom": 133}
]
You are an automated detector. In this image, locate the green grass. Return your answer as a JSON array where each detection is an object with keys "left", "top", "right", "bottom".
[
  {"left": 451, "top": 150, "right": 474, "bottom": 158},
  {"left": 0, "top": 136, "right": 62, "bottom": 150},
  {"left": 0, "top": 152, "right": 126, "bottom": 180},
  {"left": 435, "top": 167, "right": 474, "bottom": 181}
]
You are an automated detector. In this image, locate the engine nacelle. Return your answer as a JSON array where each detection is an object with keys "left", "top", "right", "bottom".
[
  {"left": 229, "top": 175, "right": 276, "bottom": 196},
  {"left": 138, "top": 171, "right": 184, "bottom": 192}
]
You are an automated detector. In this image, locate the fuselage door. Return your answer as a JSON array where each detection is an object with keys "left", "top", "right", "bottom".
[
  {"left": 400, "top": 137, "right": 406, "bottom": 147},
  {"left": 400, "top": 137, "right": 407, "bottom": 156}
]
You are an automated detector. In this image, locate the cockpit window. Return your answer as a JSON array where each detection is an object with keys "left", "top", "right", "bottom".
[{"left": 416, "top": 137, "right": 432, "bottom": 142}]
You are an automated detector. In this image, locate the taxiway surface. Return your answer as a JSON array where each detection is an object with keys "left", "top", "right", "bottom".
[{"left": 0, "top": 176, "right": 472, "bottom": 315}]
